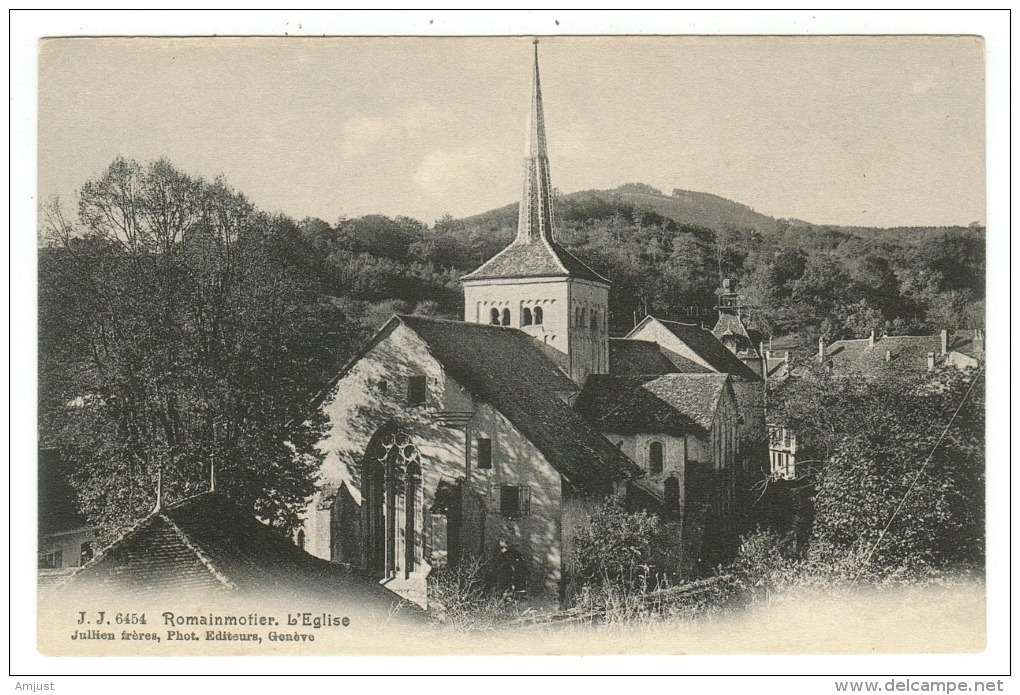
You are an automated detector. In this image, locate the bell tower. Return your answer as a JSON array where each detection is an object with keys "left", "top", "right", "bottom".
[{"left": 461, "top": 41, "right": 609, "bottom": 386}]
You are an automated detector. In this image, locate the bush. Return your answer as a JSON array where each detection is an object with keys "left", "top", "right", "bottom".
[
  {"left": 570, "top": 497, "right": 668, "bottom": 598},
  {"left": 425, "top": 558, "right": 521, "bottom": 630}
]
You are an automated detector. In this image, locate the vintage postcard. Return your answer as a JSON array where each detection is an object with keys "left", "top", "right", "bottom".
[{"left": 27, "top": 27, "right": 996, "bottom": 665}]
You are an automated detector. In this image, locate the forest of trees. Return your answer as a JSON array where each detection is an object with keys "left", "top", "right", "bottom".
[{"left": 38, "top": 159, "right": 986, "bottom": 539}]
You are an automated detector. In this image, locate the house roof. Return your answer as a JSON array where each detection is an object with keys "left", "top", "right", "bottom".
[
  {"left": 948, "top": 330, "right": 985, "bottom": 360},
  {"left": 57, "top": 492, "right": 413, "bottom": 613},
  {"left": 461, "top": 238, "right": 609, "bottom": 284},
  {"left": 824, "top": 334, "right": 942, "bottom": 376},
  {"left": 608, "top": 338, "right": 712, "bottom": 376},
  {"left": 576, "top": 373, "right": 730, "bottom": 436},
  {"left": 639, "top": 317, "right": 762, "bottom": 381},
  {"left": 397, "top": 315, "right": 640, "bottom": 489}
]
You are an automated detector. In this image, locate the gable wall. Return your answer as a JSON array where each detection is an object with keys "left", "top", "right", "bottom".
[{"left": 305, "top": 321, "right": 566, "bottom": 598}]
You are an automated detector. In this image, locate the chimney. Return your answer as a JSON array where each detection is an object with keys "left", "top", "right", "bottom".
[
  {"left": 869, "top": 329, "right": 876, "bottom": 347},
  {"left": 940, "top": 329, "right": 948, "bottom": 355},
  {"left": 885, "top": 350, "right": 892, "bottom": 362},
  {"left": 153, "top": 466, "right": 163, "bottom": 513},
  {"left": 927, "top": 351, "right": 936, "bottom": 372},
  {"left": 818, "top": 336, "right": 825, "bottom": 363}
]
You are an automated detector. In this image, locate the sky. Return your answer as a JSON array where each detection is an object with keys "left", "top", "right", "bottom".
[{"left": 39, "top": 35, "right": 985, "bottom": 230}]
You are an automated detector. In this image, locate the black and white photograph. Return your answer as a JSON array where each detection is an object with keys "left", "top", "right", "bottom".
[{"left": 11, "top": 9, "right": 1009, "bottom": 686}]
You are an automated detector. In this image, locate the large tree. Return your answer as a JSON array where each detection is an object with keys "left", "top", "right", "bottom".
[
  {"left": 767, "top": 363, "right": 984, "bottom": 577},
  {"left": 39, "top": 158, "right": 351, "bottom": 535}
]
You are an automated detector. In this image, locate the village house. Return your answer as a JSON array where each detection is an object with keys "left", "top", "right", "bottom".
[{"left": 300, "top": 43, "right": 760, "bottom": 605}]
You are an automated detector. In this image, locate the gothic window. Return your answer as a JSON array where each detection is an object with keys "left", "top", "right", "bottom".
[
  {"left": 404, "top": 462, "right": 421, "bottom": 577},
  {"left": 407, "top": 376, "right": 426, "bottom": 405},
  {"left": 490, "top": 308, "right": 500, "bottom": 325},
  {"left": 476, "top": 437, "right": 493, "bottom": 470},
  {"left": 648, "top": 441, "right": 664, "bottom": 475},
  {"left": 501, "top": 308, "right": 511, "bottom": 326},
  {"left": 296, "top": 530, "right": 305, "bottom": 549},
  {"left": 533, "top": 306, "right": 543, "bottom": 325},
  {"left": 363, "top": 426, "right": 425, "bottom": 581},
  {"left": 522, "top": 307, "right": 533, "bottom": 326}
]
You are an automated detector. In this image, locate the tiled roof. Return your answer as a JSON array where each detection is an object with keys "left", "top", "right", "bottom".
[
  {"left": 461, "top": 238, "right": 609, "bottom": 284},
  {"left": 949, "top": 330, "right": 985, "bottom": 360},
  {"left": 398, "top": 315, "right": 640, "bottom": 489},
  {"left": 576, "top": 373, "right": 730, "bottom": 435},
  {"left": 57, "top": 493, "right": 413, "bottom": 612},
  {"left": 608, "top": 338, "right": 712, "bottom": 376},
  {"left": 650, "top": 318, "right": 762, "bottom": 382},
  {"left": 825, "top": 335, "right": 941, "bottom": 376}
]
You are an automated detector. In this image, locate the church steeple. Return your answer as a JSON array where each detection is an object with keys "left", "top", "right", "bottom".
[
  {"left": 517, "top": 39, "right": 555, "bottom": 244},
  {"left": 461, "top": 40, "right": 610, "bottom": 385}
]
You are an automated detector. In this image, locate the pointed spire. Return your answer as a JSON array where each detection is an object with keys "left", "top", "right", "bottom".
[{"left": 516, "top": 39, "right": 555, "bottom": 244}]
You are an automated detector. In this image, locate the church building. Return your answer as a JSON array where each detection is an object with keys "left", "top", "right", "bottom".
[{"left": 299, "top": 43, "right": 756, "bottom": 606}]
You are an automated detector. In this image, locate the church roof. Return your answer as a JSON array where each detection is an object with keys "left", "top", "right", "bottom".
[
  {"left": 461, "top": 238, "right": 609, "bottom": 284},
  {"left": 576, "top": 374, "right": 731, "bottom": 436},
  {"left": 608, "top": 338, "right": 712, "bottom": 376},
  {"left": 640, "top": 317, "right": 762, "bottom": 381},
  {"left": 57, "top": 492, "right": 414, "bottom": 614},
  {"left": 397, "top": 315, "right": 640, "bottom": 489}
]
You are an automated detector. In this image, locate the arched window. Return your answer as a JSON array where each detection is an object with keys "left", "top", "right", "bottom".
[
  {"left": 501, "top": 308, "right": 511, "bottom": 326},
  {"left": 522, "top": 307, "right": 533, "bottom": 326},
  {"left": 490, "top": 308, "right": 500, "bottom": 325},
  {"left": 580, "top": 307, "right": 587, "bottom": 327},
  {"left": 533, "top": 306, "right": 543, "bottom": 325},
  {"left": 649, "top": 441, "right": 664, "bottom": 475},
  {"left": 664, "top": 475, "right": 680, "bottom": 516},
  {"left": 296, "top": 529, "right": 305, "bottom": 549},
  {"left": 575, "top": 307, "right": 581, "bottom": 326},
  {"left": 590, "top": 309, "right": 598, "bottom": 329}
]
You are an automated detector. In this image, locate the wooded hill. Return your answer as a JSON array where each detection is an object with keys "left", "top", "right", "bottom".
[{"left": 294, "top": 181, "right": 985, "bottom": 342}]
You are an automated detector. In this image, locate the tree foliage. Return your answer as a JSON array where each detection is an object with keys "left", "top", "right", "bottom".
[
  {"left": 767, "top": 364, "right": 984, "bottom": 577},
  {"left": 39, "top": 158, "right": 354, "bottom": 534}
]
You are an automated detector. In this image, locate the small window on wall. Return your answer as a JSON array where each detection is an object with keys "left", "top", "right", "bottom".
[
  {"left": 38, "top": 549, "right": 62, "bottom": 570},
  {"left": 498, "top": 484, "right": 531, "bottom": 518},
  {"left": 407, "top": 376, "right": 427, "bottom": 405},
  {"left": 522, "top": 307, "right": 533, "bottom": 326},
  {"left": 79, "top": 541, "right": 94, "bottom": 565},
  {"left": 649, "top": 441, "right": 664, "bottom": 475},
  {"left": 476, "top": 437, "right": 493, "bottom": 470},
  {"left": 501, "top": 308, "right": 511, "bottom": 326},
  {"left": 490, "top": 308, "right": 500, "bottom": 325},
  {"left": 534, "top": 306, "right": 543, "bottom": 325},
  {"left": 296, "top": 529, "right": 306, "bottom": 549}
]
